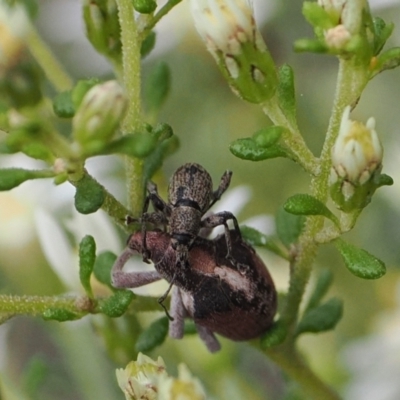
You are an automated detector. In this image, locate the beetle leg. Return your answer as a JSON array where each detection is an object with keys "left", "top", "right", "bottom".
[
  {"left": 195, "top": 324, "right": 221, "bottom": 353},
  {"left": 111, "top": 247, "right": 162, "bottom": 288},
  {"left": 201, "top": 211, "right": 245, "bottom": 270},
  {"left": 208, "top": 170, "right": 232, "bottom": 210},
  {"left": 169, "top": 287, "right": 187, "bottom": 339},
  {"left": 157, "top": 269, "right": 178, "bottom": 321},
  {"left": 140, "top": 211, "right": 168, "bottom": 263}
]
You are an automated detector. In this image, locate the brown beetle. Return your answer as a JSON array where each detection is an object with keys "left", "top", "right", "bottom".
[{"left": 112, "top": 230, "right": 277, "bottom": 352}]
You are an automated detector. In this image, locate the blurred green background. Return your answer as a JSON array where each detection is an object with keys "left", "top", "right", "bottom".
[{"left": 1, "top": 1, "right": 400, "bottom": 399}]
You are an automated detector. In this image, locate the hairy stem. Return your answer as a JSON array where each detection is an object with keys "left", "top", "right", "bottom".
[{"left": 116, "top": 0, "right": 145, "bottom": 217}]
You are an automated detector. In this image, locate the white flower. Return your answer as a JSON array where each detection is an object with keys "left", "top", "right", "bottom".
[
  {"left": 331, "top": 106, "right": 383, "bottom": 186},
  {"left": 190, "top": 0, "right": 261, "bottom": 55},
  {"left": 116, "top": 353, "right": 206, "bottom": 400}
]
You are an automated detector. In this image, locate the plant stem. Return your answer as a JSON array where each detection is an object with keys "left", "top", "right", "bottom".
[
  {"left": 26, "top": 27, "right": 73, "bottom": 92},
  {"left": 0, "top": 294, "right": 84, "bottom": 316},
  {"left": 116, "top": 0, "right": 145, "bottom": 217},
  {"left": 262, "top": 97, "right": 319, "bottom": 176}
]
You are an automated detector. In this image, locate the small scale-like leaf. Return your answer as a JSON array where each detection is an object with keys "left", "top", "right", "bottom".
[
  {"left": 71, "top": 78, "right": 101, "bottom": 109},
  {"left": 294, "top": 38, "right": 328, "bottom": 53},
  {"left": 145, "top": 62, "right": 171, "bottom": 112},
  {"left": 0, "top": 168, "right": 55, "bottom": 191},
  {"left": 144, "top": 135, "right": 179, "bottom": 181},
  {"left": 284, "top": 194, "right": 339, "bottom": 226},
  {"left": 276, "top": 206, "right": 305, "bottom": 247},
  {"left": 373, "top": 47, "right": 400, "bottom": 77},
  {"left": 373, "top": 17, "right": 394, "bottom": 55},
  {"left": 74, "top": 175, "right": 105, "bottom": 214},
  {"left": 305, "top": 269, "right": 334, "bottom": 312},
  {"left": 133, "top": 0, "right": 157, "bottom": 14},
  {"left": 93, "top": 251, "right": 117, "bottom": 289},
  {"left": 229, "top": 138, "right": 286, "bottom": 161},
  {"left": 335, "top": 239, "right": 386, "bottom": 279},
  {"left": 377, "top": 173, "right": 394, "bottom": 188},
  {"left": 260, "top": 320, "right": 287, "bottom": 348},
  {"left": 99, "top": 290, "right": 135, "bottom": 317},
  {"left": 106, "top": 133, "right": 157, "bottom": 158},
  {"left": 135, "top": 316, "right": 169, "bottom": 352},
  {"left": 21, "top": 143, "right": 54, "bottom": 163},
  {"left": 79, "top": 235, "right": 96, "bottom": 298},
  {"left": 296, "top": 297, "right": 343, "bottom": 335},
  {"left": 42, "top": 308, "right": 80, "bottom": 322},
  {"left": 302, "top": 1, "right": 336, "bottom": 29},
  {"left": 141, "top": 31, "right": 156, "bottom": 58},
  {"left": 52, "top": 91, "right": 75, "bottom": 118},
  {"left": 278, "top": 64, "right": 296, "bottom": 123},
  {"left": 252, "top": 126, "right": 284, "bottom": 148}
]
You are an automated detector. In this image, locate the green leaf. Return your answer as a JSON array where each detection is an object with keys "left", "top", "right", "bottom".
[
  {"left": 260, "top": 320, "right": 287, "bottom": 348},
  {"left": 284, "top": 194, "right": 339, "bottom": 226},
  {"left": 99, "top": 290, "right": 135, "bottom": 317},
  {"left": 133, "top": 0, "right": 157, "bottom": 13},
  {"left": 42, "top": 308, "right": 80, "bottom": 322},
  {"left": 144, "top": 135, "right": 179, "bottom": 181},
  {"left": 93, "top": 251, "right": 117, "bottom": 289},
  {"left": 79, "top": 235, "right": 96, "bottom": 298},
  {"left": 373, "top": 47, "right": 400, "bottom": 77},
  {"left": 252, "top": 126, "right": 284, "bottom": 148},
  {"left": 276, "top": 206, "right": 305, "bottom": 247},
  {"left": 229, "top": 138, "right": 286, "bottom": 161},
  {"left": 296, "top": 297, "right": 343, "bottom": 335},
  {"left": 373, "top": 17, "right": 394, "bottom": 55},
  {"left": 21, "top": 143, "right": 54, "bottom": 163},
  {"left": 335, "top": 239, "right": 386, "bottom": 279},
  {"left": 0, "top": 168, "right": 55, "bottom": 191},
  {"left": 377, "top": 173, "right": 394, "bottom": 187},
  {"left": 305, "top": 269, "right": 333, "bottom": 312},
  {"left": 135, "top": 316, "right": 169, "bottom": 352},
  {"left": 240, "top": 225, "right": 287, "bottom": 259},
  {"left": 294, "top": 38, "right": 328, "bottom": 53},
  {"left": 152, "top": 122, "right": 173, "bottom": 141},
  {"left": 53, "top": 91, "right": 75, "bottom": 118},
  {"left": 278, "top": 64, "right": 296, "bottom": 123},
  {"left": 141, "top": 31, "right": 156, "bottom": 58},
  {"left": 302, "top": 2, "right": 335, "bottom": 30},
  {"left": 106, "top": 133, "right": 157, "bottom": 158},
  {"left": 145, "top": 62, "right": 171, "bottom": 112},
  {"left": 74, "top": 175, "right": 105, "bottom": 214},
  {"left": 71, "top": 78, "right": 101, "bottom": 109}
]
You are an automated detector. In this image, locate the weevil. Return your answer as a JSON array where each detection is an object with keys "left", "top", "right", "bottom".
[
  {"left": 112, "top": 230, "right": 277, "bottom": 352},
  {"left": 138, "top": 163, "right": 241, "bottom": 271}
]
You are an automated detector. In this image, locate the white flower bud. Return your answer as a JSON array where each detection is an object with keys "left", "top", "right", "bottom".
[
  {"left": 72, "top": 80, "right": 127, "bottom": 148},
  {"left": 331, "top": 106, "right": 383, "bottom": 187},
  {"left": 330, "top": 106, "right": 388, "bottom": 212},
  {"left": 324, "top": 24, "right": 351, "bottom": 49},
  {"left": 189, "top": 0, "right": 277, "bottom": 103},
  {"left": 190, "top": 0, "right": 261, "bottom": 56}
]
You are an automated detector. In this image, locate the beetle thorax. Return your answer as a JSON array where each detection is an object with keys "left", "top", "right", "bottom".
[{"left": 169, "top": 206, "right": 202, "bottom": 239}]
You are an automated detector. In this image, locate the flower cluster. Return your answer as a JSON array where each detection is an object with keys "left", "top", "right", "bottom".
[{"left": 116, "top": 353, "right": 206, "bottom": 400}]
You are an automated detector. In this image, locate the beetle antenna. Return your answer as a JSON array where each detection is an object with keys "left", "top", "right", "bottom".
[{"left": 158, "top": 270, "right": 178, "bottom": 321}]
